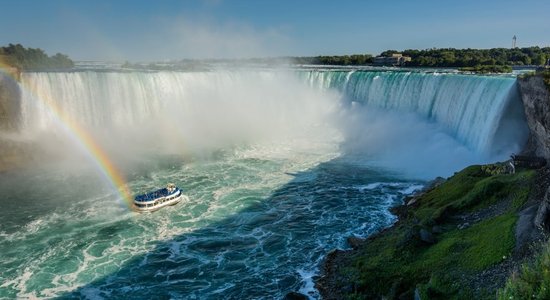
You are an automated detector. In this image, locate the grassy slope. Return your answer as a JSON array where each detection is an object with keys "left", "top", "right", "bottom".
[
  {"left": 499, "top": 242, "right": 550, "bottom": 300},
  {"left": 341, "top": 165, "right": 535, "bottom": 299}
]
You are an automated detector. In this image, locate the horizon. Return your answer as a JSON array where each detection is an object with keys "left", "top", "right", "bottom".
[
  {"left": 6, "top": 44, "right": 550, "bottom": 65},
  {"left": 1, "top": 0, "right": 549, "bottom": 62}
]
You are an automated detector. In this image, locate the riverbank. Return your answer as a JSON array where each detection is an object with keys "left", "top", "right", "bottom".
[
  {"left": 316, "top": 164, "right": 548, "bottom": 299},
  {"left": 315, "top": 72, "right": 550, "bottom": 299}
]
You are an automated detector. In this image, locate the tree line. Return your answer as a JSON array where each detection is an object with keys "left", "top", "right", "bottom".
[
  {"left": 2, "top": 43, "right": 549, "bottom": 71},
  {"left": 391, "top": 47, "right": 550, "bottom": 67},
  {"left": 0, "top": 44, "right": 74, "bottom": 70},
  {"left": 288, "top": 47, "right": 550, "bottom": 68},
  {"left": 291, "top": 54, "right": 374, "bottom": 65}
]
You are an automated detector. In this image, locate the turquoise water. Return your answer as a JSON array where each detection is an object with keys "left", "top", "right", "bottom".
[
  {"left": 0, "top": 148, "right": 422, "bottom": 299},
  {"left": 0, "top": 69, "right": 527, "bottom": 298}
]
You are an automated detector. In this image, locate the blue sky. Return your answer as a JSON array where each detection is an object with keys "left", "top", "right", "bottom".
[{"left": 1, "top": 0, "right": 549, "bottom": 61}]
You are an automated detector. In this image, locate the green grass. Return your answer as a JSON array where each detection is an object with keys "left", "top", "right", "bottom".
[
  {"left": 498, "top": 243, "right": 550, "bottom": 300},
  {"left": 340, "top": 165, "right": 536, "bottom": 299},
  {"left": 413, "top": 165, "right": 488, "bottom": 223},
  {"left": 413, "top": 166, "right": 533, "bottom": 225},
  {"left": 419, "top": 213, "right": 516, "bottom": 271}
]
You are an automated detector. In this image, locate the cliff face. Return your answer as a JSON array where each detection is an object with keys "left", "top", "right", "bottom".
[
  {"left": 0, "top": 71, "right": 21, "bottom": 131},
  {"left": 517, "top": 74, "right": 550, "bottom": 159},
  {"left": 518, "top": 74, "right": 550, "bottom": 231}
]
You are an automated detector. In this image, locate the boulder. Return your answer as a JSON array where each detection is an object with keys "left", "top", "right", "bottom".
[
  {"left": 407, "top": 197, "right": 418, "bottom": 206},
  {"left": 347, "top": 236, "right": 364, "bottom": 249}
]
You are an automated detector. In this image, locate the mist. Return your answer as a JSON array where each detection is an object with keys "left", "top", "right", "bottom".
[
  {"left": 14, "top": 69, "right": 525, "bottom": 180},
  {"left": 337, "top": 104, "right": 505, "bottom": 179},
  {"left": 17, "top": 71, "right": 343, "bottom": 173}
]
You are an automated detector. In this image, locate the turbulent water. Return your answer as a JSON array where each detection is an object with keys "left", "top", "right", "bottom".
[{"left": 0, "top": 69, "right": 528, "bottom": 299}]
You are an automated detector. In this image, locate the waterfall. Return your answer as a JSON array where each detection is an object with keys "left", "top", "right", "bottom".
[
  {"left": 18, "top": 69, "right": 528, "bottom": 156},
  {"left": 302, "top": 70, "right": 528, "bottom": 154},
  {"left": 17, "top": 70, "right": 341, "bottom": 156}
]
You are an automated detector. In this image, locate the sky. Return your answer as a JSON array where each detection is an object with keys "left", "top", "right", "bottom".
[{"left": 1, "top": 0, "right": 549, "bottom": 61}]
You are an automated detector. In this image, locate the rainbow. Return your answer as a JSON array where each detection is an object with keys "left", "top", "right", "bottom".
[{"left": 0, "top": 60, "right": 134, "bottom": 209}]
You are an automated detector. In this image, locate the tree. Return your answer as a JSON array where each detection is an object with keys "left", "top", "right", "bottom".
[{"left": 0, "top": 44, "right": 74, "bottom": 70}]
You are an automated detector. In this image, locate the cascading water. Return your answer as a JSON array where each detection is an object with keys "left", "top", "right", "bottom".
[
  {"left": 0, "top": 68, "right": 529, "bottom": 299},
  {"left": 302, "top": 70, "right": 528, "bottom": 155}
]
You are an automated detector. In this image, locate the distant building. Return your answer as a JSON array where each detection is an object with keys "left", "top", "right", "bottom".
[{"left": 373, "top": 53, "right": 412, "bottom": 66}]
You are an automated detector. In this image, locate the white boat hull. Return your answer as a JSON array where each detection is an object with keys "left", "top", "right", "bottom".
[{"left": 133, "top": 193, "right": 189, "bottom": 213}]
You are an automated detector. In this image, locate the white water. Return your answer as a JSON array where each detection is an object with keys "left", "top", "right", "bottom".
[
  {"left": 0, "top": 69, "right": 530, "bottom": 299},
  {"left": 19, "top": 70, "right": 527, "bottom": 169},
  {"left": 302, "top": 70, "right": 528, "bottom": 156}
]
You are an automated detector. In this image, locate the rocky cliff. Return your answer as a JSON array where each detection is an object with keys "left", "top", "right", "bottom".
[
  {"left": 517, "top": 74, "right": 550, "bottom": 159},
  {"left": 517, "top": 74, "right": 550, "bottom": 230}
]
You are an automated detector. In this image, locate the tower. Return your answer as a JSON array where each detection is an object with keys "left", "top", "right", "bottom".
[{"left": 512, "top": 35, "right": 517, "bottom": 48}]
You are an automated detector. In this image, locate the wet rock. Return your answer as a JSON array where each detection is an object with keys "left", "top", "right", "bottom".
[
  {"left": 419, "top": 229, "right": 435, "bottom": 244},
  {"left": 516, "top": 204, "right": 539, "bottom": 254},
  {"left": 535, "top": 186, "right": 550, "bottom": 231},
  {"left": 283, "top": 291, "right": 308, "bottom": 300},
  {"left": 347, "top": 236, "right": 364, "bottom": 249},
  {"left": 407, "top": 197, "right": 418, "bottom": 206}
]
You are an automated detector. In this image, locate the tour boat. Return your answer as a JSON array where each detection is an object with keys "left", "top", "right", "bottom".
[{"left": 133, "top": 183, "right": 188, "bottom": 212}]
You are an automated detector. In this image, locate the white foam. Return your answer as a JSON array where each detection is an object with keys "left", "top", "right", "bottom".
[
  {"left": 297, "top": 268, "right": 318, "bottom": 299},
  {"left": 211, "top": 282, "right": 236, "bottom": 294},
  {"left": 399, "top": 184, "right": 425, "bottom": 195},
  {"left": 361, "top": 182, "right": 382, "bottom": 190}
]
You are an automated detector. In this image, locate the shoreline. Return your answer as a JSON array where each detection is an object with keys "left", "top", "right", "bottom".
[
  {"left": 315, "top": 164, "right": 550, "bottom": 299},
  {"left": 313, "top": 72, "right": 550, "bottom": 299}
]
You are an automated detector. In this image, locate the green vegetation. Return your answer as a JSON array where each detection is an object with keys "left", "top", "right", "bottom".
[
  {"left": 458, "top": 65, "right": 513, "bottom": 74},
  {"left": 420, "top": 213, "right": 516, "bottom": 271},
  {"left": 291, "top": 54, "right": 373, "bottom": 65},
  {"left": 390, "top": 47, "right": 550, "bottom": 68},
  {"left": 287, "top": 47, "right": 549, "bottom": 72},
  {"left": 340, "top": 165, "right": 536, "bottom": 299},
  {"left": 0, "top": 44, "right": 74, "bottom": 70},
  {"left": 498, "top": 242, "right": 550, "bottom": 299}
]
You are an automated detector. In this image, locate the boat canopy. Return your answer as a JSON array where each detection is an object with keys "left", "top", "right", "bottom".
[{"left": 134, "top": 186, "right": 181, "bottom": 202}]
